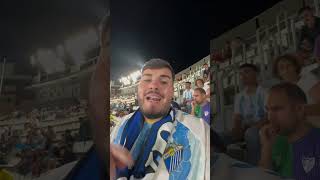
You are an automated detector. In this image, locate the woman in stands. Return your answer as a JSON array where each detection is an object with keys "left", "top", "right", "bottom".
[{"left": 273, "top": 54, "right": 320, "bottom": 104}]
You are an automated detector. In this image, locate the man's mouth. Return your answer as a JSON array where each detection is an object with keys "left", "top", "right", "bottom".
[{"left": 145, "top": 93, "right": 161, "bottom": 102}]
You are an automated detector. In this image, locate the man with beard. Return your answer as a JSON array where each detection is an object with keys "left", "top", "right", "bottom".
[
  {"left": 110, "top": 59, "right": 210, "bottom": 179},
  {"left": 259, "top": 83, "right": 320, "bottom": 179}
]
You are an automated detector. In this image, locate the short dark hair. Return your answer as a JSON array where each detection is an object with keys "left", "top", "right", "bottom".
[
  {"left": 194, "top": 87, "right": 206, "bottom": 95},
  {"left": 196, "top": 79, "right": 204, "bottom": 85},
  {"left": 141, "top": 58, "right": 175, "bottom": 81},
  {"left": 273, "top": 54, "right": 301, "bottom": 79},
  {"left": 269, "top": 82, "right": 307, "bottom": 104},
  {"left": 185, "top": 82, "right": 191, "bottom": 85},
  {"left": 239, "top": 63, "right": 259, "bottom": 73},
  {"left": 298, "top": 6, "right": 313, "bottom": 15}
]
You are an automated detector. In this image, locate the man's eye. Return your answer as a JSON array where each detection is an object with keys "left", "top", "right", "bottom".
[{"left": 161, "top": 81, "right": 168, "bottom": 84}]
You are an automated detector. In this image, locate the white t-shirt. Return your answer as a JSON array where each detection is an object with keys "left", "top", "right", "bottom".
[
  {"left": 183, "top": 89, "right": 194, "bottom": 103},
  {"left": 234, "top": 86, "right": 267, "bottom": 126},
  {"left": 204, "top": 82, "right": 210, "bottom": 92},
  {"left": 301, "top": 63, "right": 319, "bottom": 76},
  {"left": 297, "top": 72, "right": 319, "bottom": 104},
  {"left": 204, "top": 82, "right": 210, "bottom": 101}
]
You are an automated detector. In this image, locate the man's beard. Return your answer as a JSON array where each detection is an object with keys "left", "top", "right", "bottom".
[{"left": 138, "top": 97, "right": 171, "bottom": 119}]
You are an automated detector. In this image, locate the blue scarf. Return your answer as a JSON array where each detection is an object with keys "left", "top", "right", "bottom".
[{"left": 116, "top": 109, "right": 175, "bottom": 179}]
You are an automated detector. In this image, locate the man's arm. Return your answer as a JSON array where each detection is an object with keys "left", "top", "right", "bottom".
[
  {"left": 258, "top": 124, "right": 276, "bottom": 170},
  {"left": 190, "top": 101, "right": 195, "bottom": 116},
  {"left": 88, "top": 14, "right": 110, "bottom": 166}
]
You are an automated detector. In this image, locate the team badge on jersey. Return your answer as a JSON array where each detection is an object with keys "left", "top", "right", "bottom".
[
  {"left": 302, "top": 157, "right": 315, "bottom": 173},
  {"left": 163, "top": 143, "right": 183, "bottom": 173}
]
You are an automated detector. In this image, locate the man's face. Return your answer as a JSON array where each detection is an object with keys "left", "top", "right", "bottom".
[
  {"left": 204, "top": 64, "right": 208, "bottom": 70},
  {"left": 266, "top": 91, "right": 303, "bottom": 136},
  {"left": 196, "top": 80, "right": 204, "bottom": 88},
  {"left": 239, "top": 67, "right": 257, "bottom": 86},
  {"left": 193, "top": 90, "right": 206, "bottom": 104},
  {"left": 277, "top": 59, "right": 298, "bottom": 80},
  {"left": 185, "top": 83, "right": 191, "bottom": 89},
  {"left": 302, "top": 10, "right": 315, "bottom": 28},
  {"left": 138, "top": 68, "right": 174, "bottom": 119}
]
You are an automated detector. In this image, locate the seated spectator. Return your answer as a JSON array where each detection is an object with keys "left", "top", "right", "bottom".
[
  {"left": 195, "top": 78, "right": 205, "bottom": 89},
  {"left": 295, "top": 50, "right": 318, "bottom": 75},
  {"left": 16, "top": 148, "right": 33, "bottom": 175},
  {"left": 259, "top": 83, "right": 320, "bottom": 179},
  {"left": 44, "top": 126, "right": 56, "bottom": 151},
  {"left": 203, "top": 73, "right": 210, "bottom": 100},
  {"left": 79, "top": 117, "right": 92, "bottom": 141},
  {"left": 203, "top": 63, "right": 210, "bottom": 78},
  {"left": 231, "top": 37, "right": 246, "bottom": 61},
  {"left": 182, "top": 82, "right": 194, "bottom": 114},
  {"left": 230, "top": 63, "right": 267, "bottom": 165},
  {"left": 191, "top": 88, "right": 210, "bottom": 125},
  {"left": 58, "top": 145, "right": 76, "bottom": 165},
  {"left": 273, "top": 54, "right": 320, "bottom": 103},
  {"left": 63, "top": 130, "right": 74, "bottom": 148},
  {"left": 297, "top": 6, "right": 320, "bottom": 53},
  {"left": 222, "top": 41, "right": 232, "bottom": 60}
]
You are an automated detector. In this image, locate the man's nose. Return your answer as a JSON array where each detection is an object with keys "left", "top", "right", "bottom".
[{"left": 148, "top": 79, "right": 160, "bottom": 90}]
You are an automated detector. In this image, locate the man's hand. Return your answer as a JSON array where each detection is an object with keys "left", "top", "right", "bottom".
[
  {"left": 258, "top": 124, "right": 278, "bottom": 169},
  {"left": 110, "top": 144, "right": 133, "bottom": 180},
  {"left": 259, "top": 124, "right": 277, "bottom": 147},
  {"left": 191, "top": 100, "right": 196, "bottom": 108}
]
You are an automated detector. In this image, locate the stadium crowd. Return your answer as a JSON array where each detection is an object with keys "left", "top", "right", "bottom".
[
  {"left": 212, "top": 5, "right": 320, "bottom": 180},
  {"left": 0, "top": 99, "right": 92, "bottom": 178}
]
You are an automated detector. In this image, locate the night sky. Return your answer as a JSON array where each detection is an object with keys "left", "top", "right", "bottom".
[
  {"left": 0, "top": 0, "right": 283, "bottom": 79},
  {"left": 0, "top": 0, "right": 108, "bottom": 64},
  {"left": 111, "top": 0, "right": 282, "bottom": 80}
]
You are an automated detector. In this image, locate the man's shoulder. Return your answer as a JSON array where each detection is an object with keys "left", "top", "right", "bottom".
[{"left": 203, "top": 101, "right": 210, "bottom": 109}]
